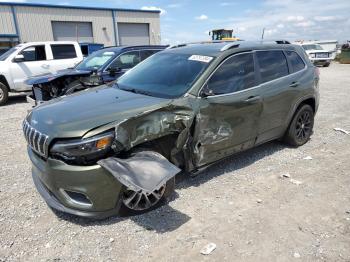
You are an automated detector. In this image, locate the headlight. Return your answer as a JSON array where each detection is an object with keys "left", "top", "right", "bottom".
[
  {"left": 50, "top": 131, "right": 114, "bottom": 165},
  {"left": 310, "top": 53, "right": 316, "bottom": 58}
]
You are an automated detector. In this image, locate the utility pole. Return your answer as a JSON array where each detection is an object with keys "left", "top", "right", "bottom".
[{"left": 261, "top": 28, "right": 265, "bottom": 40}]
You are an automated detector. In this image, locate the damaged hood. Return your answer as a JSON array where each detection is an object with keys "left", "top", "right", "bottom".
[
  {"left": 25, "top": 68, "right": 92, "bottom": 85},
  {"left": 26, "top": 86, "right": 172, "bottom": 138}
]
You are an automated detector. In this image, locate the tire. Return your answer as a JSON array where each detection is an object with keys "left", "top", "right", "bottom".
[
  {"left": 323, "top": 62, "right": 330, "bottom": 67},
  {"left": 118, "top": 177, "right": 175, "bottom": 216},
  {"left": 283, "top": 104, "right": 314, "bottom": 147},
  {"left": 0, "top": 82, "right": 9, "bottom": 106}
]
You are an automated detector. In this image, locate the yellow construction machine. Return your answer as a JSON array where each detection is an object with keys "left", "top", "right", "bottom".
[{"left": 209, "top": 29, "right": 240, "bottom": 41}]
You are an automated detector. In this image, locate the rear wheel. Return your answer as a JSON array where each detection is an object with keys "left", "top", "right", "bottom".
[
  {"left": 284, "top": 104, "right": 314, "bottom": 147},
  {"left": 0, "top": 82, "right": 9, "bottom": 106}
]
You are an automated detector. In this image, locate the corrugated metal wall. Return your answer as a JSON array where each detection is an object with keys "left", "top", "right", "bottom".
[
  {"left": 115, "top": 11, "right": 161, "bottom": 45},
  {"left": 0, "top": 5, "right": 161, "bottom": 46},
  {"left": 0, "top": 6, "right": 16, "bottom": 34},
  {"left": 14, "top": 6, "right": 116, "bottom": 46}
]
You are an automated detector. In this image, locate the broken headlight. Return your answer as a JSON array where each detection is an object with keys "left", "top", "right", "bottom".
[{"left": 50, "top": 131, "right": 114, "bottom": 165}]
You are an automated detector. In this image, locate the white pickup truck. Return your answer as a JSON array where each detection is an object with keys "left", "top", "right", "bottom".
[{"left": 0, "top": 41, "right": 83, "bottom": 105}]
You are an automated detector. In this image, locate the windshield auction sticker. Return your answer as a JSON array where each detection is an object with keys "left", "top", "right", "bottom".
[{"left": 188, "top": 55, "right": 213, "bottom": 63}]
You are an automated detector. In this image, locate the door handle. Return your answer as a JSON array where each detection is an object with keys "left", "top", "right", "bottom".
[
  {"left": 244, "top": 96, "right": 261, "bottom": 103},
  {"left": 41, "top": 64, "right": 50, "bottom": 69},
  {"left": 289, "top": 81, "right": 299, "bottom": 88}
]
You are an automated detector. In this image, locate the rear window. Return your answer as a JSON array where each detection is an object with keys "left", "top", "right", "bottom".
[
  {"left": 285, "top": 51, "right": 305, "bottom": 73},
  {"left": 256, "top": 50, "right": 289, "bottom": 83},
  {"left": 51, "top": 44, "right": 77, "bottom": 59}
]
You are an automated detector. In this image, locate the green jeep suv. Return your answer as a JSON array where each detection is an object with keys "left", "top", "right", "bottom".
[{"left": 23, "top": 41, "right": 319, "bottom": 218}]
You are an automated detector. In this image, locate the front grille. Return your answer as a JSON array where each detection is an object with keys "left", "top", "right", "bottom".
[{"left": 22, "top": 120, "right": 49, "bottom": 157}]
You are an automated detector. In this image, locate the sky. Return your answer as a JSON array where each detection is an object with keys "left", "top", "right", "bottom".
[{"left": 2, "top": 0, "right": 350, "bottom": 44}]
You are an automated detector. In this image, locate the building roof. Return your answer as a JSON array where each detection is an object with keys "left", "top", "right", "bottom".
[{"left": 0, "top": 2, "right": 161, "bottom": 13}]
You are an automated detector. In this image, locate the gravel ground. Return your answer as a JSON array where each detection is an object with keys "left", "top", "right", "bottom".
[{"left": 0, "top": 63, "right": 350, "bottom": 262}]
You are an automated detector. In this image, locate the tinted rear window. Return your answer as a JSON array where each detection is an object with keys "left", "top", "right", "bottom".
[
  {"left": 285, "top": 51, "right": 305, "bottom": 73},
  {"left": 256, "top": 50, "right": 289, "bottom": 83},
  {"left": 51, "top": 44, "right": 77, "bottom": 59}
]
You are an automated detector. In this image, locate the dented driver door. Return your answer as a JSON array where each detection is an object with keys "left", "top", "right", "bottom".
[{"left": 193, "top": 52, "right": 263, "bottom": 167}]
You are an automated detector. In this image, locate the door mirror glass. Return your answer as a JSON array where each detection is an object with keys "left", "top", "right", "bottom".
[{"left": 13, "top": 54, "right": 25, "bottom": 62}]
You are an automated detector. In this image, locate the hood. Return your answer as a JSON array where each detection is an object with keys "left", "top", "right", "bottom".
[
  {"left": 26, "top": 85, "right": 171, "bottom": 139},
  {"left": 25, "top": 68, "right": 92, "bottom": 85}
]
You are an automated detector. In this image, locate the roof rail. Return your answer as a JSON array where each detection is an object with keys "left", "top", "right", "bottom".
[
  {"left": 167, "top": 40, "right": 241, "bottom": 49},
  {"left": 220, "top": 43, "right": 240, "bottom": 51}
]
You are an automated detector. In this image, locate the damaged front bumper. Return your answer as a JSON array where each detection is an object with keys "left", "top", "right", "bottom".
[
  {"left": 29, "top": 148, "right": 180, "bottom": 218},
  {"left": 29, "top": 148, "right": 124, "bottom": 219}
]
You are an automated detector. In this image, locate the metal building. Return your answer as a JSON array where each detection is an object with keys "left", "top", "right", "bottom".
[{"left": 0, "top": 2, "right": 161, "bottom": 53}]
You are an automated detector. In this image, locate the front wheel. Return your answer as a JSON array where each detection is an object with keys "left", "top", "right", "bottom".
[
  {"left": 0, "top": 82, "right": 9, "bottom": 106},
  {"left": 118, "top": 177, "right": 175, "bottom": 216},
  {"left": 283, "top": 104, "right": 314, "bottom": 147}
]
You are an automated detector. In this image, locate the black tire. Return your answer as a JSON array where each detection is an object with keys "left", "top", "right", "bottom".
[
  {"left": 323, "top": 62, "right": 330, "bottom": 67},
  {"left": 118, "top": 177, "right": 175, "bottom": 217},
  {"left": 0, "top": 82, "right": 9, "bottom": 106},
  {"left": 283, "top": 104, "right": 314, "bottom": 147}
]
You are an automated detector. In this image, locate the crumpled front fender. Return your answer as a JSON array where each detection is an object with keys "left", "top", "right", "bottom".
[{"left": 98, "top": 151, "right": 181, "bottom": 193}]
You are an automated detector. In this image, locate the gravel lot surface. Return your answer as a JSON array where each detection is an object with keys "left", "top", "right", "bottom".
[{"left": 0, "top": 63, "right": 350, "bottom": 262}]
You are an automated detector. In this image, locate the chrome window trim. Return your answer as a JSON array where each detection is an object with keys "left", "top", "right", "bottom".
[{"left": 196, "top": 49, "right": 309, "bottom": 98}]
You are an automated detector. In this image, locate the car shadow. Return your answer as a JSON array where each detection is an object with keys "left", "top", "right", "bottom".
[
  {"left": 5, "top": 94, "right": 28, "bottom": 105},
  {"left": 53, "top": 194, "right": 191, "bottom": 233},
  {"left": 176, "top": 141, "right": 286, "bottom": 189},
  {"left": 54, "top": 140, "right": 286, "bottom": 232}
]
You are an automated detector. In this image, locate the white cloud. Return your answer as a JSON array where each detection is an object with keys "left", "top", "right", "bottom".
[
  {"left": 314, "top": 16, "right": 337, "bottom": 21},
  {"left": 277, "top": 23, "right": 284, "bottom": 28},
  {"left": 167, "top": 3, "right": 182, "bottom": 8},
  {"left": 286, "top": 16, "right": 304, "bottom": 22},
  {"left": 295, "top": 21, "right": 315, "bottom": 27},
  {"left": 220, "top": 2, "right": 237, "bottom": 6},
  {"left": 195, "top": 14, "right": 208, "bottom": 20},
  {"left": 141, "top": 6, "right": 166, "bottom": 15}
]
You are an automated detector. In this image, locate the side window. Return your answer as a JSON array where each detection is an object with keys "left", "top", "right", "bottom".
[
  {"left": 51, "top": 44, "right": 77, "bottom": 59},
  {"left": 140, "top": 50, "right": 158, "bottom": 61},
  {"left": 207, "top": 53, "right": 256, "bottom": 95},
  {"left": 285, "top": 50, "right": 305, "bottom": 73},
  {"left": 109, "top": 51, "right": 141, "bottom": 70},
  {"left": 20, "top": 45, "right": 46, "bottom": 61},
  {"left": 256, "top": 50, "right": 289, "bottom": 83}
]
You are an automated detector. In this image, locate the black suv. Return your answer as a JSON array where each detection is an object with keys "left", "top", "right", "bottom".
[{"left": 26, "top": 45, "right": 167, "bottom": 105}]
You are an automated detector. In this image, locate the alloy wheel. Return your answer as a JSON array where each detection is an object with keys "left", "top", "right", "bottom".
[
  {"left": 0, "top": 88, "right": 4, "bottom": 101},
  {"left": 122, "top": 184, "right": 166, "bottom": 211},
  {"left": 295, "top": 110, "right": 312, "bottom": 142}
]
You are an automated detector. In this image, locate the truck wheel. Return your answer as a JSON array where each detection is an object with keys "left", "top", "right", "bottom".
[
  {"left": 323, "top": 62, "right": 330, "bottom": 67},
  {"left": 283, "top": 104, "right": 314, "bottom": 147},
  {"left": 119, "top": 177, "right": 175, "bottom": 216},
  {"left": 0, "top": 82, "right": 9, "bottom": 106}
]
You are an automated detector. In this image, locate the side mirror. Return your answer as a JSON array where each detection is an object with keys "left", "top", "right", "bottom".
[
  {"left": 13, "top": 54, "right": 25, "bottom": 62},
  {"left": 201, "top": 84, "right": 214, "bottom": 97}
]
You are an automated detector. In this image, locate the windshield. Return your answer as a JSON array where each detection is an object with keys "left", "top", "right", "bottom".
[
  {"left": 75, "top": 49, "right": 116, "bottom": 71},
  {"left": 117, "top": 52, "right": 213, "bottom": 98},
  {"left": 302, "top": 44, "right": 323, "bottom": 51},
  {"left": 0, "top": 47, "right": 18, "bottom": 61}
]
